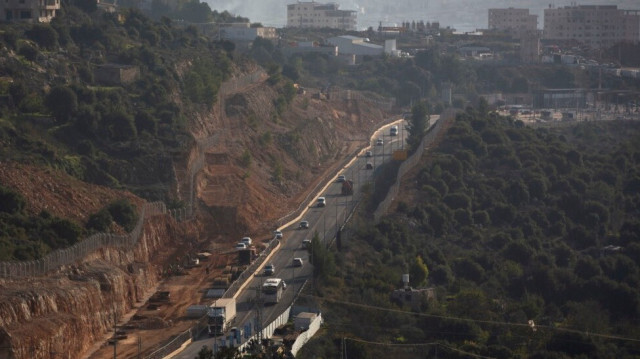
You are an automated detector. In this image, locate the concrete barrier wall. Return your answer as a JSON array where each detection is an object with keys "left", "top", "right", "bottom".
[
  {"left": 290, "top": 313, "right": 323, "bottom": 356},
  {"left": 373, "top": 109, "right": 457, "bottom": 222}
]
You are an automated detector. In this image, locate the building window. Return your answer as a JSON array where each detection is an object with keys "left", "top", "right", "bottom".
[{"left": 20, "top": 10, "right": 31, "bottom": 18}]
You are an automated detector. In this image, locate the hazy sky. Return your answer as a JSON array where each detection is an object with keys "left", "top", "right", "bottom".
[{"left": 204, "top": 0, "right": 639, "bottom": 31}]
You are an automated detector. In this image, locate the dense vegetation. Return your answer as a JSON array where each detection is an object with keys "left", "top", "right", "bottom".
[
  {"left": 0, "top": 184, "right": 137, "bottom": 260},
  {"left": 0, "top": 3, "right": 243, "bottom": 259},
  {"left": 300, "top": 109, "right": 640, "bottom": 358},
  {"left": 0, "top": 4, "right": 237, "bottom": 199}
]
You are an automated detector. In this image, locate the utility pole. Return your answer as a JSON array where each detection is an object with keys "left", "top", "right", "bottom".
[
  {"left": 113, "top": 304, "right": 117, "bottom": 359},
  {"left": 254, "top": 281, "right": 264, "bottom": 352}
]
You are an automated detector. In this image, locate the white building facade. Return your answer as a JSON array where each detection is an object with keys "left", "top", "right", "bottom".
[
  {"left": 488, "top": 8, "right": 538, "bottom": 38},
  {"left": 544, "top": 5, "right": 640, "bottom": 48},
  {"left": 327, "top": 35, "right": 384, "bottom": 57},
  {"left": 287, "top": 1, "right": 356, "bottom": 31},
  {"left": 1, "top": 0, "right": 60, "bottom": 22}
]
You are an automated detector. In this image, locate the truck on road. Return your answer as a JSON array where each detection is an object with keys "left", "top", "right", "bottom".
[
  {"left": 341, "top": 180, "right": 354, "bottom": 195},
  {"left": 207, "top": 298, "right": 237, "bottom": 337}
]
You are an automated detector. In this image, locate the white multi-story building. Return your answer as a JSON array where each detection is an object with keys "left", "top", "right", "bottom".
[
  {"left": 544, "top": 5, "right": 640, "bottom": 49},
  {"left": 488, "top": 8, "right": 538, "bottom": 38},
  {"left": 287, "top": 1, "right": 356, "bottom": 31},
  {"left": 1, "top": 0, "right": 60, "bottom": 22}
]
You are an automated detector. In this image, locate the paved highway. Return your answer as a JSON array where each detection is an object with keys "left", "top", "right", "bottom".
[{"left": 173, "top": 120, "right": 411, "bottom": 358}]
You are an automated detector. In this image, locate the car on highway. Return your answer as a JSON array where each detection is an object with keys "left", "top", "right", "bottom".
[
  {"left": 337, "top": 175, "right": 346, "bottom": 182},
  {"left": 241, "top": 237, "right": 252, "bottom": 246},
  {"left": 264, "top": 263, "right": 275, "bottom": 276},
  {"left": 365, "top": 150, "right": 373, "bottom": 157},
  {"left": 293, "top": 258, "right": 303, "bottom": 267},
  {"left": 302, "top": 239, "right": 312, "bottom": 248},
  {"left": 317, "top": 197, "right": 326, "bottom": 207},
  {"left": 299, "top": 220, "right": 309, "bottom": 229},
  {"left": 274, "top": 230, "right": 283, "bottom": 239},
  {"left": 235, "top": 242, "right": 247, "bottom": 250},
  {"left": 376, "top": 138, "right": 384, "bottom": 146},
  {"left": 366, "top": 162, "right": 373, "bottom": 170}
]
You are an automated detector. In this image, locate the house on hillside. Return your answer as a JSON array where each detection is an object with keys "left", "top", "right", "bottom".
[
  {"left": 391, "top": 287, "right": 436, "bottom": 311},
  {"left": 1, "top": 0, "right": 60, "bottom": 22},
  {"left": 327, "top": 35, "right": 400, "bottom": 63},
  {"left": 94, "top": 64, "right": 140, "bottom": 86}
]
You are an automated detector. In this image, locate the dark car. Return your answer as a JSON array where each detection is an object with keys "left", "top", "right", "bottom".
[{"left": 264, "top": 264, "right": 275, "bottom": 276}]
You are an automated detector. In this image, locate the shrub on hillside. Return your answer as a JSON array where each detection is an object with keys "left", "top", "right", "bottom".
[
  {"left": 107, "top": 199, "right": 138, "bottom": 232},
  {"left": 87, "top": 209, "right": 113, "bottom": 232}
]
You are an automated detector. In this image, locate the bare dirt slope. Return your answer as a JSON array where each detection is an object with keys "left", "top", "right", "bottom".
[
  {"left": 195, "top": 80, "right": 390, "bottom": 242},
  {"left": 0, "top": 162, "right": 142, "bottom": 228}
]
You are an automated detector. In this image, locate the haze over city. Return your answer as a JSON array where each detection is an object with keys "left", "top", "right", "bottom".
[{"left": 205, "top": 0, "right": 639, "bottom": 31}]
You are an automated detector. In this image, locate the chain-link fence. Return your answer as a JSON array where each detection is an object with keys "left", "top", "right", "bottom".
[
  {"left": 0, "top": 201, "right": 167, "bottom": 278},
  {"left": 219, "top": 70, "right": 265, "bottom": 95},
  {"left": 328, "top": 87, "right": 396, "bottom": 111},
  {"left": 373, "top": 109, "right": 457, "bottom": 222},
  {"left": 0, "top": 70, "right": 269, "bottom": 279}
]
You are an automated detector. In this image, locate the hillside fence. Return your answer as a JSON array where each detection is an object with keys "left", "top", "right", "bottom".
[
  {"left": 328, "top": 87, "right": 396, "bottom": 111},
  {"left": 373, "top": 109, "right": 456, "bottom": 222},
  {"left": 0, "top": 70, "right": 267, "bottom": 279}
]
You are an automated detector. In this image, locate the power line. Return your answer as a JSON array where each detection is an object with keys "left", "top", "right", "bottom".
[
  {"left": 344, "top": 337, "right": 497, "bottom": 359},
  {"left": 300, "top": 294, "right": 640, "bottom": 343}
]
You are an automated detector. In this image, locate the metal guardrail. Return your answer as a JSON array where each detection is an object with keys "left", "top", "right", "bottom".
[{"left": 145, "top": 329, "right": 193, "bottom": 359}]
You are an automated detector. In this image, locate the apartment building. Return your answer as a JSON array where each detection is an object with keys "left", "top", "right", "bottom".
[
  {"left": 488, "top": 8, "right": 538, "bottom": 38},
  {"left": 287, "top": 1, "right": 356, "bottom": 31},
  {"left": 544, "top": 5, "right": 640, "bottom": 49},
  {"left": 1, "top": 0, "right": 60, "bottom": 22}
]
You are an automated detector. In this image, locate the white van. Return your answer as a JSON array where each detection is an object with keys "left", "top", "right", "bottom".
[
  {"left": 390, "top": 125, "right": 398, "bottom": 136},
  {"left": 317, "top": 197, "right": 326, "bottom": 207}
]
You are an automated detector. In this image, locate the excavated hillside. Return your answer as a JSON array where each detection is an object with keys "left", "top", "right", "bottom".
[
  {"left": 0, "top": 69, "right": 391, "bottom": 358},
  {"left": 189, "top": 76, "right": 390, "bottom": 243}
]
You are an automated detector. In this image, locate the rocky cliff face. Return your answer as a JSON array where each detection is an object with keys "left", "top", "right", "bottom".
[
  {"left": 0, "top": 65, "right": 391, "bottom": 358},
  {"left": 0, "top": 216, "right": 198, "bottom": 359}
]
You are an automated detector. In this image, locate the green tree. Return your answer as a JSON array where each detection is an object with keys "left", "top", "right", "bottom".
[
  {"left": 135, "top": 110, "right": 158, "bottom": 135},
  {"left": 409, "top": 256, "right": 429, "bottom": 287},
  {"left": 45, "top": 86, "right": 78, "bottom": 122},
  {"left": 0, "top": 186, "right": 25, "bottom": 214},
  {"left": 87, "top": 209, "right": 113, "bottom": 232},
  {"left": 213, "top": 346, "right": 241, "bottom": 359},
  {"left": 107, "top": 199, "right": 138, "bottom": 232},
  {"left": 308, "top": 232, "right": 336, "bottom": 280},
  {"left": 105, "top": 111, "right": 137, "bottom": 141},
  {"left": 25, "top": 24, "right": 58, "bottom": 50},
  {"left": 407, "top": 101, "right": 430, "bottom": 153},
  {"left": 195, "top": 345, "right": 213, "bottom": 359},
  {"left": 240, "top": 149, "right": 252, "bottom": 168}
]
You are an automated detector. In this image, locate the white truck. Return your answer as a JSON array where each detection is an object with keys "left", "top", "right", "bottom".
[{"left": 207, "top": 298, "right": 237, "bottom": 337}]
